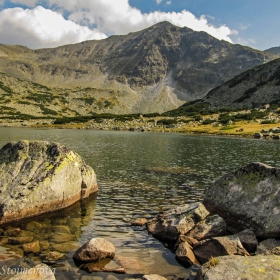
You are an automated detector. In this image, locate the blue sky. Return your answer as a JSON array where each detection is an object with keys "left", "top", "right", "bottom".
[{"left": 0, "top": 0, "right": 279, "bottom": 50}]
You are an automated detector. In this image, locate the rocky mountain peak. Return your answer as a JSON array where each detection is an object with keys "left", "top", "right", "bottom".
[{"left": 0, "top": 22, "right": 278, "bottom": 116}]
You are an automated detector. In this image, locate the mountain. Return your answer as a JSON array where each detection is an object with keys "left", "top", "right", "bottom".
[
  {"left": 265, "top": 46, "right": 280, "bottom": 56},
  {"left": 196, "top": 58, "right": 280, "bottom": 110},
  {"left": 0, "top": 21, "right": 278, "bottom": 117}
]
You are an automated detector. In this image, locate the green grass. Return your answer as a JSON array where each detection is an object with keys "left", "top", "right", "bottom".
[{"left": 219, "top": 125, "right": 239, "bottom": 130}]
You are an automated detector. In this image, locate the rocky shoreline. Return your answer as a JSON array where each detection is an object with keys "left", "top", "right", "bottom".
[
  {"left": 1, "top": 116, "right": 280, "bottom": 140},
  {"left": 144, "top": 162, "right": 280, "bottom": 279}
]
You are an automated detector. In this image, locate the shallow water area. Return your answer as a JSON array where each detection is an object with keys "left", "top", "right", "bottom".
[{"left": 0, "top": 128, "right": 280, "bottom": 279}]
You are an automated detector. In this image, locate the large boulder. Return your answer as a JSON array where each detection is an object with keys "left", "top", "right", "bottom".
[
  {"left": 146, "top": 203, "right": 209, "bottom": 241},
  {"left": 204, "top": 162, "right": 280, "bottom": 238},
  {"left": 0, "top": 140, "right": 97, "bottom": 225},
  {"left": 196, "top": 255, "right": 280, "bottom": 280},
  {"left": 73, "top": 238, "right": 115, "bottom": 262}
]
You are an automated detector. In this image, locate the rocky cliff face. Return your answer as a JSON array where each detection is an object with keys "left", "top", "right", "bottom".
[
  {"left": 203, "top": 58, "right": 280, "bottom": 109},
  {"left": 0, "top": 21, "right": 277, "bottom": 115}
]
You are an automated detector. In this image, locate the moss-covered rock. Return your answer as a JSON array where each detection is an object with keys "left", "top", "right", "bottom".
[
  {"left": 0, "top": 140, "right": 98, "bottom": 225},
  {"left": 196, "top": 255, "right": 280, "bottom": 280},
  {"left": 204, "top": 162, "right": 280, "bottom": 238}
]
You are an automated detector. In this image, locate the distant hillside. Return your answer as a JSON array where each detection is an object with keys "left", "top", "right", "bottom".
[
  {"left": 265, "top": 46, "right": 280, "bottom": 56},
  {"left": 203, "top": 58, "right": 280, "bottom": 109},
  {"left": 0, "top": 21, "right": 277, "bottom": 117},
  {"left": 165, "top": 58, "right": 280, "bottom": 116}
]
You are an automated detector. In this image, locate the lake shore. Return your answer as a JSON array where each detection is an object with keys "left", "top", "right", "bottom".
[{"left": 0, "top": 116, "right": 279, "bottom": 139}]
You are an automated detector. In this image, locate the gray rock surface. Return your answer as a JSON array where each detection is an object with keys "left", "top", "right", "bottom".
[
  {"left": 196, "top": 255, "right": 280, "bottom": 280},
  {"left": 193, "top": 236, "right": 249, "bottom": 264},
  {"left": 0, "top": 140, "right": 98, "bottom": 225},
  {"left": 147, "top": 203, "right": 209, "bottom": 241},
  {"left": 186, "top": 214, "right": 227, "bottom": 241},
  {"left": 231, "top": 229, "right": 258, "bottom": 253},
  {"left": 204, "top": 162, "right": 280, "bottom": 238},
  {"left": 73, "top": 238, "right": 115, "bottom": 262},
  {"left": 255, "top": 238, "right": 280, "bottom": 255}
]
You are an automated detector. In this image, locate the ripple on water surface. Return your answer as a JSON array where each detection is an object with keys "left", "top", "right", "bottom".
[{"left": 1, "top": 128, "right": 280, "bottom": 279}]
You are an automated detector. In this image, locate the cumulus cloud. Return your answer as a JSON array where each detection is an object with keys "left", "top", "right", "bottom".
[
  {"left": 1, "top": 0, "right": 234, "bottom": 49},
  {"left": 0, "top": 6, "right": 106, "bottom": 49},
  {"left": 166, "top": 1, "right": 172, "bottom": 5},
  {"left": 156, "top": 0, "right": 162, "bottom": 4}
]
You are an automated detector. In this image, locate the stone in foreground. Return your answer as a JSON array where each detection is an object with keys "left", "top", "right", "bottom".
[
  {"left": 204, "top": 162, "right": 280, "bottom": 238},
  {"left": 193, "top": 236, "right": 249, "bottom": 264},
  {"left": 196, "top": 255, "right": 280, "bottom": 280},
  {"left": 73, "top": 238, "right": 115, "bottom": 262},
  {"left": 0, "top": 140, "right": 98, "bottom": 225},
  {"left": 175, "top": 241, "right": 200, "bottom": 267},
  {"left": 146, "top": 203, "right": 209, "bottom": 241}
]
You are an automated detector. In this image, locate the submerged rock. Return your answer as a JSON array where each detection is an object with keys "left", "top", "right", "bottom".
[
  {"left": 73, "top": 238, "right": 115, "bottom": 262},
  {"left": 0, "top": 140, "right": 98, "bottom": 225},
  {"left": 131, "top": 218, "right": 147, "bottom": 226},
  {"left": 204, "top": 162, "right": 280, "bottom": 238},
  {"left": 196, "top": 255, "right": 280, "bottom": 280},
  {"left": 146, "top": 203, "right": 209, "bottom": 241}
]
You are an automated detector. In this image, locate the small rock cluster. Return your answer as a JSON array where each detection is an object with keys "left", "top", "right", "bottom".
[
  {"left": 254, "top": 127, "right": 280, "bottom": 139},
  {"left": 147, "top": 162, "right": 280, "bottom": 279}
]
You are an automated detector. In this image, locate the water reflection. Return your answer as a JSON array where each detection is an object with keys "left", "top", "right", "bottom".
[{"left": 0, "top": 128, "right": 280, "bottom": 279}]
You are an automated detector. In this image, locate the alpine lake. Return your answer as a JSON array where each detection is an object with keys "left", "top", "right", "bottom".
[{"left": 0, "top": 127, "right": 280, "bottom": 280}]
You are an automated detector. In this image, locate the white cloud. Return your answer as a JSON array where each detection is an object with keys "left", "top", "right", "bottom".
[
  {"left": 166, "top": 1, "right": 172, "bottom": 5},
  {"left": 1, "top": 0, "right": 234, "bottom": 48},
  {"left": 156, "top": 0, "right": 162, "bottom": 4},
  {"left": 235, "top": 37, "right": 256, "bottom": 46},
  {"left": 0, "top": 6, "right": 106, "bottom": 49}
]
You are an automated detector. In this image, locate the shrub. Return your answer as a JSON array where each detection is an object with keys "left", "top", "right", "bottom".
[{"left": 202, "top": 119, "right": 216, "bottom": 125}]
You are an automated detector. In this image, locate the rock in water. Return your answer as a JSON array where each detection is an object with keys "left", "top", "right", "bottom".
[
  {"left": 73, "top": 238, "right": 115, "bottom": 262},
  {"left": 0, "top": 140, "right": 98, "bottom": 225},
  {"left": 203, "top": 162, "right": 280, "bottom": 238},
  {"left": 146, "top": 203, "right": 209, "bottom": 241}
]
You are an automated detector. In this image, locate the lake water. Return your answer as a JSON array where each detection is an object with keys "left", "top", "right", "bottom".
[{"left": 0, "top": 128, "right": 280, "bottom": 280}]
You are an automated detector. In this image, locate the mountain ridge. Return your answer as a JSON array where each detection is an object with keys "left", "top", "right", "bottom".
[{"left": 0, "top": 21, "right": 278, "bottom": 116}]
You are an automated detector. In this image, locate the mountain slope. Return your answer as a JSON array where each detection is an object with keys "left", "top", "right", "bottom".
[
  {"left": 265, "top": 46, "right": 280, "bottom": 56},
  {"left": 203, "top": 58, "right": 280, "bottom": 109},
  {"left": 0, "top": 21, "right": 278, "bottom": 116}
]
